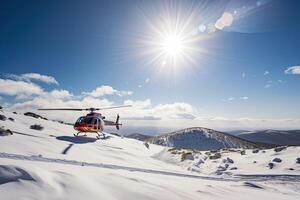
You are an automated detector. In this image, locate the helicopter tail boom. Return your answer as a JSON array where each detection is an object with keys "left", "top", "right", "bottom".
[{"left": 104, "top": 115, "right": 122, "bottom": 130}]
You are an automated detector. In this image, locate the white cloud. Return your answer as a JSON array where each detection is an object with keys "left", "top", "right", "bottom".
[
  {"left": 145, "top": 78, "right": 150, "bottom": 83},
  {"left": 240, "top": 96, "right": 249, "bottom": 100},
  {"left": 215, "top": 12, "right": 234, "bottom": 30},
  {"left": 4, "top": 85, "right": 300, "bottom": 130},
  {"left": 9, "top": 96, "right": 114, "bottom": 123},
  {"left": 264, "top": 84, "right": 272, "bottom": 88},
  {"left": 46, "top": 90, "right": 73, "bottom": 99},
  {"left": 1, "top": 76, "right": 197, "bottom": 124},
  {"left": 264, "top": 71, "right": 269, "bottom": 75},
  {"left": 123, "top": 116, "right": 161, "bottom": 121},
  {"left": 121, "top": 100, "right": 198, "bottom": 121},
  {"left": 153, "top": 102, "right": 196, "bottom": 120},
  {"left": 223, "top": 96, "right": 249, "bottom": 101},
  {"left": 9, "top": 73, "right": 58, "bottom": 85},
  {"left": 0, "top": 78, "right": 43, "bottom": 97},
  {"left": 83, "top": 85, "right": 133, "bottom": 97},
  {"left": 8, "top": 94, "right": 198, "bottom": 124},
  {"left": 124, "top": 99, "right": 151, "bottom": 109},
  {"left": 285, "top": 66, "right": 300, "bottom": 74}
]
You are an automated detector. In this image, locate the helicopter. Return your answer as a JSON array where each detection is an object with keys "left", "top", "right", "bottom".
[{"left": 38, "top": 105, "right": 131, "bottom": 139}]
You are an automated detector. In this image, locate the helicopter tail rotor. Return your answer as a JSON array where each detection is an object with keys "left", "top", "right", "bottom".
[{"left": 115, "top": 114, "right": 121, "bottom": 130}]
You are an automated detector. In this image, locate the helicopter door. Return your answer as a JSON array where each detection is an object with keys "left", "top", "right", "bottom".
[
  {"left": 93, "top": 118, "right": 100, "bottom": 130},
  {"left": 97, "top": 119, "right": 101, "bottom": 129}
]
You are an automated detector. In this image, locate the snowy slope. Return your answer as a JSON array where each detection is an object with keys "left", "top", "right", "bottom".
[
  {"left": 148, "top": 127, "right": 271, "bottom": 150},
  {"left": 155, "top": 147, "right": 300, "bottom": 176},
  {"left": 0, "top": 111, "right": 300, "bottom": 200}
]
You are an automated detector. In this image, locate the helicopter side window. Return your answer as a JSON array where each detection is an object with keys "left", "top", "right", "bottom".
[
  {"left": 94, "top": 118, "right": 99, "bottom": 129},
  {"left": 84, "top": 117, "right": 93, "bottom": 125},
  {"left": 97, "top": 118, "right": 102, "bottom": 129}
]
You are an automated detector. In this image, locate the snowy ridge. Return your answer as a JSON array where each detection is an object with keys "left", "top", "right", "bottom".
[{"left": 149, "top": 127, "right": 270, "bottom": 150}]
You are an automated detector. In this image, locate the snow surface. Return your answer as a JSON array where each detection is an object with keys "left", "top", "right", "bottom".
[{"left": 0, "top": 111, "right": 300, "bottom": 200}]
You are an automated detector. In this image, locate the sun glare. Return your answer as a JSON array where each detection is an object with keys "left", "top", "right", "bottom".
[
  {"left": 133, "top": 2, "right": 213, "bottom": 78},
  {"left": 162, "top": 34, "right": 183, "bottom": 57}
]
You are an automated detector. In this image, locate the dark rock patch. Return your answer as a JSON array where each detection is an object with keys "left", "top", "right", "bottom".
[
  {"left": 252, "top": 149, "right": 259, "bottom": 153},
  {"left": 144, "top": 142, "right": 150, "bottom": 149},
  {"left": 8, "top": 117, "right": 14, "bottom": 122},
  {"left": 0, "top": 114, "right": 6, "bottom": 121},
  {"left": 272, "top": 158, "right": 282, "bottom": 163},
  {"left": 181, "top": 152, "right": 194, "bottom": 161},
  {"left": 0, "top": 127, "right": 13, "bottom": 136},
  {"left": 30, "top": 124, "right": 44, "bottom": 131},
  {"left": 24, "top": 112, "right": 48, "bottom": 120},
  {"left": 226, "top": 157, "right": 234, "bottom": 164},
  {"left": 209, "top": 152, "right": 221, "bottom": 160},
  {"left": 268, "top": 162, "right": 275, "bottom": 169},
  {"left": 274, "top": 146, "right": 287, "bottom": 152}
]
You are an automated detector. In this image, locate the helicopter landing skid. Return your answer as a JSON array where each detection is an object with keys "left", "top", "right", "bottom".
[
  {"left": 73, "top": 132, "right": 87, "bottom": 137},
  {"left": 96, "top": 132, "right": 106, "bottom": 140}
]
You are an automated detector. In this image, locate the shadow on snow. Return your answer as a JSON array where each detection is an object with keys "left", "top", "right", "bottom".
[{"left": 56, "top": 136, "right": 97, "bottom": 144}]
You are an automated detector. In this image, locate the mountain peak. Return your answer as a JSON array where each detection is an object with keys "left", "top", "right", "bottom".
[{"left": 149, "top": 127, "right": 271, "bottom": 150}]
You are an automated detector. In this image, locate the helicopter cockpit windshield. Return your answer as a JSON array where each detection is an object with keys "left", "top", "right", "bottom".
[
  {"left": 76, "top": 116, "right": 95, "bottom": 125},
  {"left": 83, "top": 117, "right": 94, "bottom": 125},
  {"left": 76, "top": 116, "right": 85, "bottom": 124}
]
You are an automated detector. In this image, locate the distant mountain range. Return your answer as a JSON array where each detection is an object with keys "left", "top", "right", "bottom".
[
  {"left": 126, "top": 128, "right": 300, "bottom": 149},
  {"left": 229, "top": 130, "right": 300, "bottom": 146},
  {"left": 126, "top": 133, "right": 152, "bottom": 141},
  {"left": 127, "top": 127, "right": 273, "bottom": 150}
]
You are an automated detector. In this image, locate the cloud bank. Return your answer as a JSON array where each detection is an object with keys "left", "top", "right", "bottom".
[
  {"left": 8, "top": 73, "right": 58, "bottom": 85},
  {"left": 285, "top": 66, "right": 300, "bottom": 74},
  {"left": 1, "top": 73, "right": 299, "bottom": 130},
  {"left": 82, "top": 85, "right": 133, "bottom": 97}
]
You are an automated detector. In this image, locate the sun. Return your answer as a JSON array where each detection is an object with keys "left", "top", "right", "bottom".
[
  {"left": 162, "top": 34, "right": 184, "bottom": 57},
  {"left": 131, "top": 2, "right": 213, "bottom": 78}
]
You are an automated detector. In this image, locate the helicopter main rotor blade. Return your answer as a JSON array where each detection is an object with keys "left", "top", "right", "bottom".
[
  {"left": 97, "top": 105, "right": 132, "bottom": 110},
  {"left": 38, "top": 105, "right": 132, "bottom": 111},
  {"left": 38, "top": 108, "right": 84, "bottom": 111}
]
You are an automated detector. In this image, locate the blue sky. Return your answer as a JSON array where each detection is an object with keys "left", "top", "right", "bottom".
[{"left": 1, "top": 0, "right": 300, "bottom": 132}]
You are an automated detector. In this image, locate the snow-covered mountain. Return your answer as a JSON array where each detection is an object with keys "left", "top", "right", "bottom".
[
  {"left": 126, "top": 133, "right": 152, "bottom": 141},
  {"left": 0, "top": 111, "right": 300, "bottom": 200},
  {"left": 148, "top": 127, "right": 272, "bottom": 150}
]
